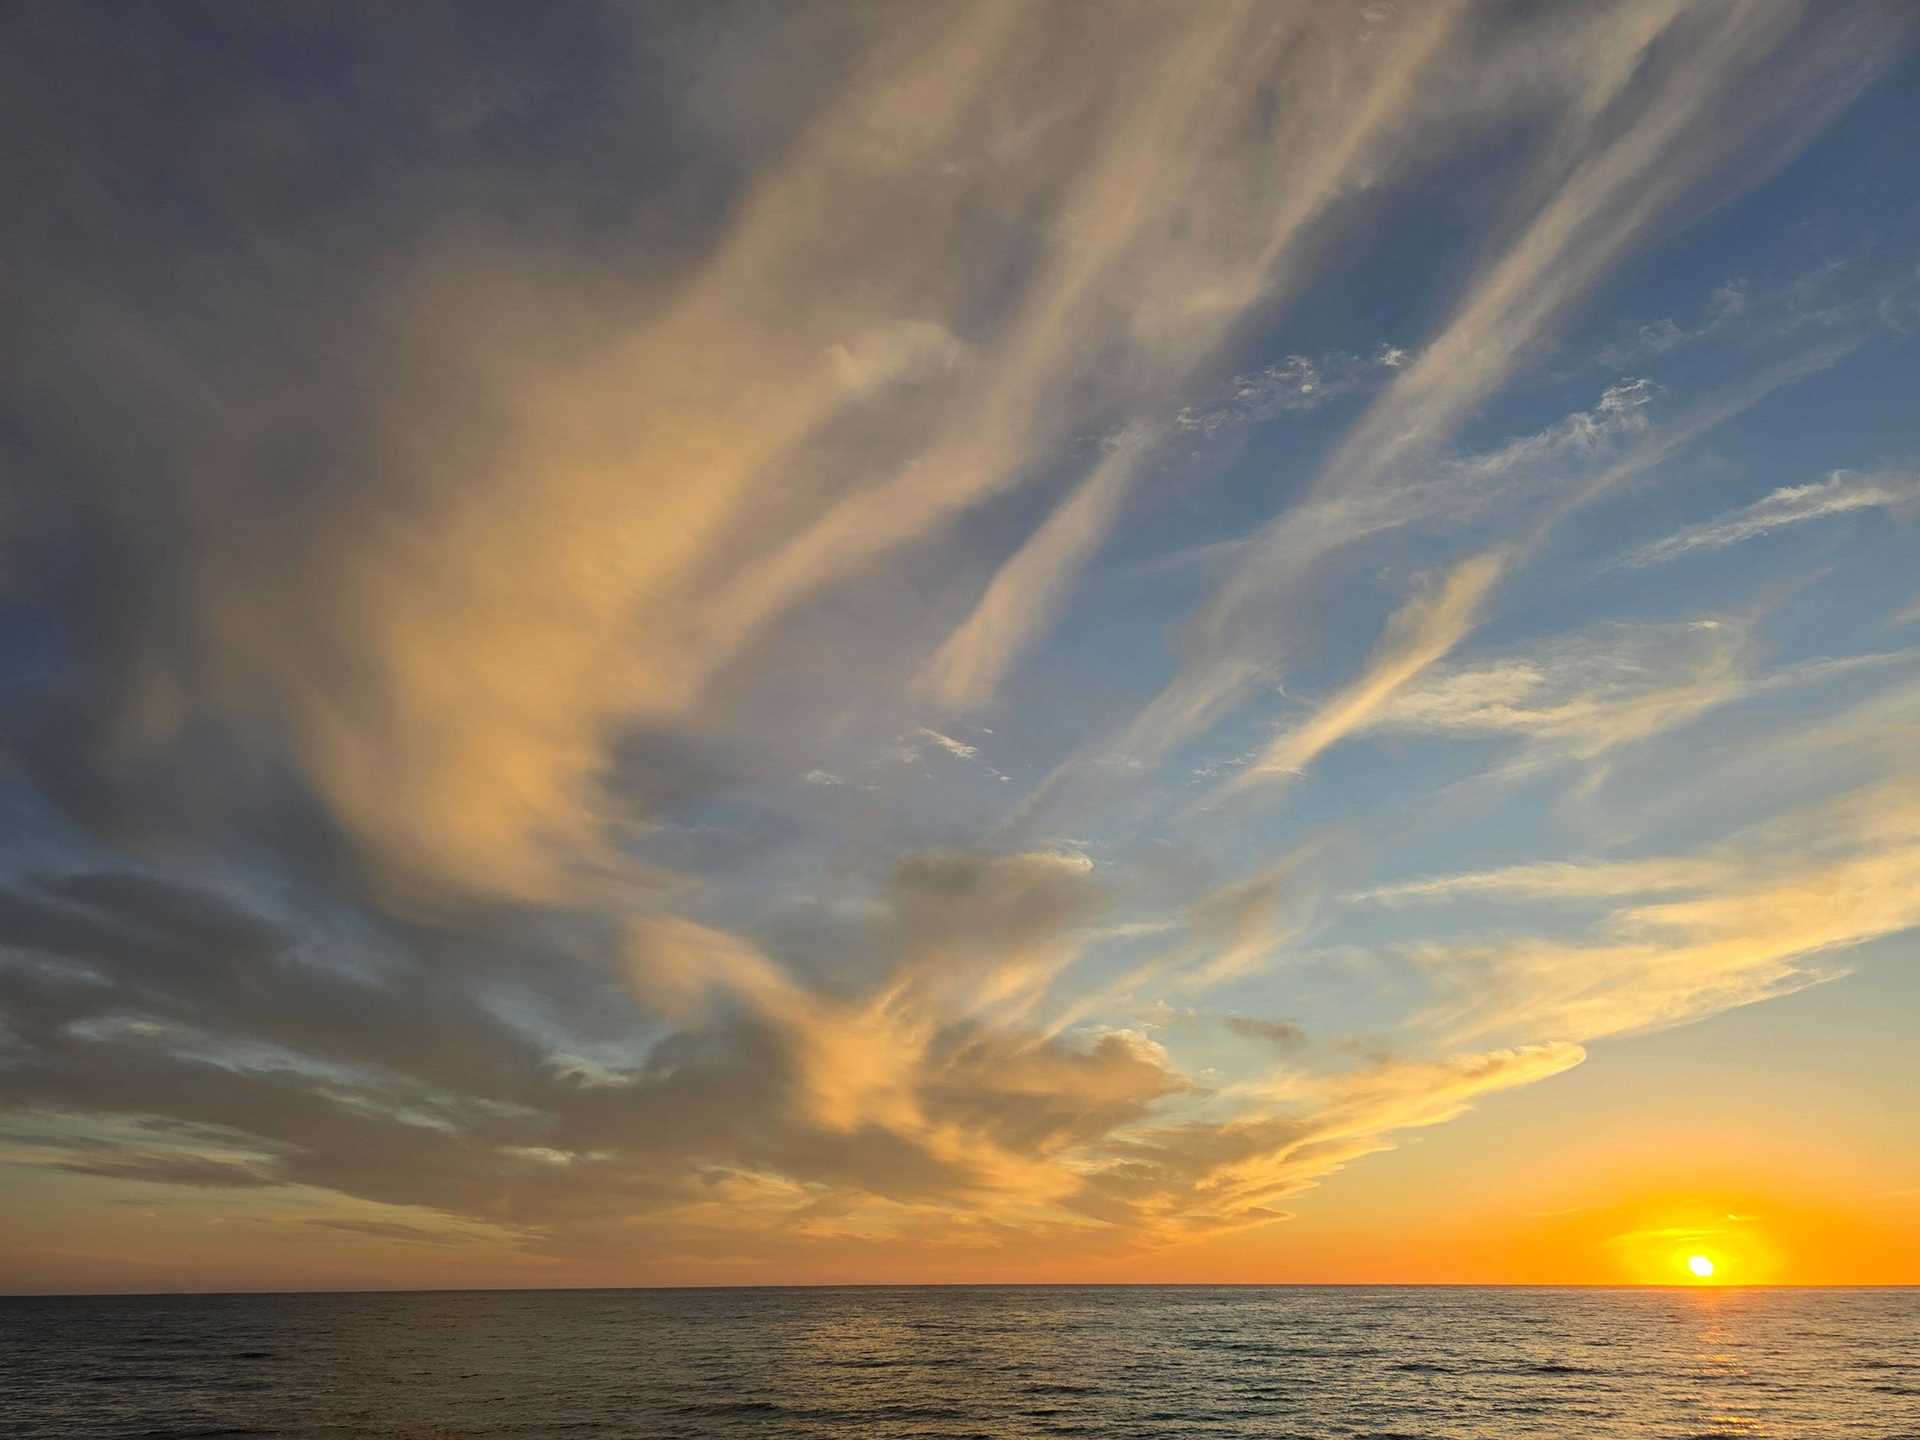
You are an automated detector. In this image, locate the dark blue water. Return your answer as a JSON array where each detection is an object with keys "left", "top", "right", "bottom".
[{"left": 2, "top": 1286, "right": 1916, "bottom": 1439}]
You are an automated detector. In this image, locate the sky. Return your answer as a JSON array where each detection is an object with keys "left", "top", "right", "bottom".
[{"left": 2, "top": 1, "right": 1918, "bottom": 1293}]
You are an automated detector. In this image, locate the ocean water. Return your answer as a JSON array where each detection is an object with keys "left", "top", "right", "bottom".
[{"left": 2, "top": 1285, "right": 1916, "bottom": 1439}]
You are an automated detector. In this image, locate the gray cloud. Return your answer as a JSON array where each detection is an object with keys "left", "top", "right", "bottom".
[
  {"left": 1223, "top": 1017, "right": 1308, "bottom": 1051},
  {"left": 304, "top": 1218, "right": 465, "bottom": 1247},
  {"left": 54, "top": 1153, "right": 283, "bottom": 1190}
]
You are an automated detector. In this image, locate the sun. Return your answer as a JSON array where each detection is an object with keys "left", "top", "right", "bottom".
[{"left": 1686, "top": 1254, "right": 1715, "bottom": 1279}]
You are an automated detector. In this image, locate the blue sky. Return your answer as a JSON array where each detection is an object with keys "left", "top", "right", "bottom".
[{"left": 1, "top": 1, "right": 1917, "bottom": 1289}]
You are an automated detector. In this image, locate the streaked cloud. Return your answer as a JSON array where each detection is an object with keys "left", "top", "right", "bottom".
[
  {"left": 1348, "top": 857, "right": 1739, "bottom": 907},
  {"left": 1593, "top": 279, "right": 1750, "bottom": 367},
  {"left": 922, "top": 427, "right": 1160, "bottom": 711},
  {"left": 1412, "top": 773, "right": 1920, "bottom": 1044},
  {"left": 1615, "top": 468, "right": 1919, "bottom": 569},
  {"left": 1235, "top": 549, "right": 1508, "bottom": 787},
  {"left": 1376, "top": 618, "right": 1751, "bottom": 765}
]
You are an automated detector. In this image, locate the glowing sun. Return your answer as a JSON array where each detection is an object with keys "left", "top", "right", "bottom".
[{"left": 1686, "top": 1254, "right": 1715, "bottom": 1279}]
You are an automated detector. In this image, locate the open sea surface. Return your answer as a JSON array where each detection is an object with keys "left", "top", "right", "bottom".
[{"left": 2, "top": 1285, "right": 1916, "bottom": 1439}]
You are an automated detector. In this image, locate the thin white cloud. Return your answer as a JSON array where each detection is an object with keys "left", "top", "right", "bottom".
[
  {"left": 1412, "top": 773, "right": 1920, "bottom": 1045},
  {"left": 1172, "top": 348, "right": 1407, "bottom": 438},
  {"left": 1614, "top": 468, "right": 1918, "bottom": 568},
  {"left": 1593, "top": 277, "right": 1748, "bottom": 366},
  {"left": 1348, "top": 856, "right": 1739, "bottom": 906},
  {"left": 911, "top": 727, "right": 980, "bottom": 762},
  {"left": 1117, "top": 376, "right": 1654, "bottom": 591},
  {"left": 1122, "top": 0, "right": 1889, "bottom": 769},
  {"left": 902, "top": 5, "right": 1475, "bottom": 715},
  {"left": 1233, "top": 549, "right": 1508, "bottom": 788},
  {"left": 921, "top": 427, "right": 1159, "bottom": 710},
  {"left": 1376, "top": 618, "right": 1749, "bottom": 763}
]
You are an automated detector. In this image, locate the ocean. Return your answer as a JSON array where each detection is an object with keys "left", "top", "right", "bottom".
[{"left": 2, "top": 1285, "right": 1915, "bottom": 1439}]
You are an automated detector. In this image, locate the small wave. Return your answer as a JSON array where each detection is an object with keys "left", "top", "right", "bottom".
[{"left": 670, "top": 1398, "right": 793, "bottom": 1418}]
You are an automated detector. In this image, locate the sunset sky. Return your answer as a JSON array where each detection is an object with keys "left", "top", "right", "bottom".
[{"left": 3, "top": 1, "right": 1918, "bottom": 1293}]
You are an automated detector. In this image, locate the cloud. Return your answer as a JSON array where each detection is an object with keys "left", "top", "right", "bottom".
[
  {"left": 615, "top": 849, "right": 1198, "bottom": 1221},
  {"left": 1593, "top": 278, "right": 1749, "bottom": 366},
  {"left": 1234, "top": 549, "right": 1508, "bottom": 786},
  {"left": 1412, "top": 774, "right": 1920, "bottom": 1044},
  {"left": 1370, "top": 624, "right": 1916, "bottom": 784},
  {"left": 1373, "top": 618, "right": 1751, "bottom": 766},
  {"left": 695, "top": 1, "right": 1486, "bottom": 716},
  {"left": 1180, "top": 861, "right": 1320, "bottom": 989},
  {"left": 1207, "top": 376, "right": 1656, "bottom": 575},
  {"left": 17, "top": 5, "right": 1431, "bottom": 897},
  {"left": 902, "top": 4, "right": 1476, "bottom": 713},
  {"left": 0, "top": 839, "right": 1606, "bottom": 1265},
  {"left": 894, "top": 727, "right": 1008, "bottom": 783},
  {"left": 1103, "top": 334, "right": 1857, "bottom": 790},
  {"left": 54, "top": 1152, "right": 283, "bottom": 1189},
  {"left": 304, "top": 1218, "right": 464, "bottom": 1247},
  {"left": 921, "top": 427, "right": 1159, "bottom": 710},
  {"left": 1172, "top": 349, "right": 1407, "bottom": 437},
  {"left": 1040, "top": 854, "right": 1325, "bottom": 1040},
  {"left": 13, "top": 1, "right": 1894, "bottom": 898},
  {"left": 906, "top": 728, "right": 980, "bottom": 763},
  {"left": 1615, "top": 468, "right": 1919, "bottom": 568},
  {"left": 1119, "top": 0, "right": 1903, "bottom": 765},
  {"left": 1223, "top": 1016, "right": 1308, "bottom": 1050},
  {"left": 1445, "top": 379, "right": 1657, "bottom": 489},
  {"left": 0, "top": 851, "right": 1146, "bottom": 1248},
  {"left": 1085, "top": 1041, "right": 1586, "bottom": 1242},
  {"left": 1348, "top": 856, "right": 1740, "bottom": 906},
  {"left": 1093, "top": 372, "right": 1667, "bottom": 766}
]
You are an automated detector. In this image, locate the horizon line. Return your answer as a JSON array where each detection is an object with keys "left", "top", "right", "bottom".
[{"left": 5, "top": 1281, "right": 1916, "bottom": 1300}]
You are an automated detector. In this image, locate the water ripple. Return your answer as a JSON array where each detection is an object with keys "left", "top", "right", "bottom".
[{"left": 2, "top": 1287, "right": 1916, "bottom": 1439}]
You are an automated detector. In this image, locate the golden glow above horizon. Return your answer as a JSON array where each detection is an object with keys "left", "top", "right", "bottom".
[{"left": 1573, "top": 1191, "right": 1814, "bottom": 1287}]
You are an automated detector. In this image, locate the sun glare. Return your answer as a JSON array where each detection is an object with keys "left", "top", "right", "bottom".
[{"left": 1687, "top": 1254, "right": 1716, "bottom": 1279}]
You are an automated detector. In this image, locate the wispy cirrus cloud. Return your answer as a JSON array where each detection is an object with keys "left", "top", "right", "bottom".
[
  {"left": 1593, "top": 278, "right": 1750, "bottom": 367},
  {"left": 1411, "top": 771, "right": 1920, "bottom": 1045},
  {"left": 1119, "top": 1, "right": 1900, "bottom": 770},
  {"left": 1172, "top": 348, "right": 1410, "bottom": 439},
  {"left": 1375, "top": 618, "right": 1752, "bottom": 764},
  {"left": 1614, "top": 468, "right": 1919, "bottom": 568},
  {"left": 1347, "top": 856, "right": 1740, "bottom": 907},
  {"left": 1232, "top": 549, "right": 1509, "bottom": 787},
  {"left": 1090, "top": 1041, "right": 1587, "bottom": 1244},
  {"left": 921, "top": 426, "right": 1161, "bottom": 711}
]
